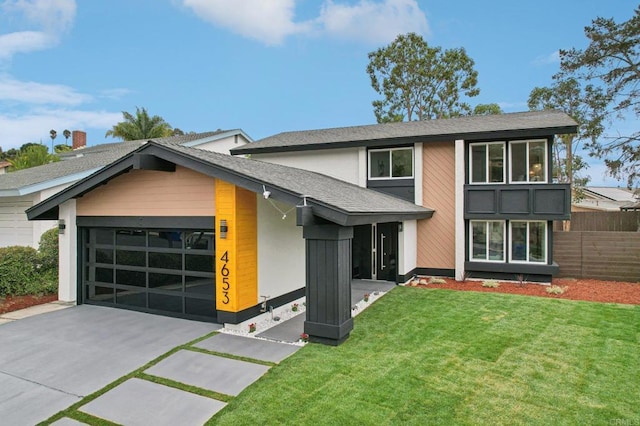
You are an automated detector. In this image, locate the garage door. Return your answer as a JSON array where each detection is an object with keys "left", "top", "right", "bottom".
[{"left": 81, "top": 228, "right": 217, "bottom": 321}]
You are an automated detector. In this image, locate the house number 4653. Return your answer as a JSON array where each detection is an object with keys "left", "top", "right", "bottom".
[{"left": 220, "top": 251, "right": 230, "bottom": 304}]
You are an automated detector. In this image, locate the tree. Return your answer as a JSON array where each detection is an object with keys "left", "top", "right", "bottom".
[
  {"left": 473, "top": 103, "right": 503, "bottom": 116},
  {"left": 49, "top": 129, "right": 57, "bottom": 153},
  {"left": 8, "top": 145, "right": 59, "bottom": 171},
  {"left": 558, "top": 6, "right": 640, "bottom": 187},
  {"left": 63, "top": 129, "right": 71, "bottom": 145},
  {"left": 366, "top": 33, "right": 480, "bottom": 123},
  {"left": 528, "top": 77, "right": 607, "bottom": 197},
  {"left": 105, "top": 107, "right": 173, "bottom": 140}
]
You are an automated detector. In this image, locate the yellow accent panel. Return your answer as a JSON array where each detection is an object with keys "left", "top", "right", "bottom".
[{"left": 215, "top": 180, "right": 258, "bottom": 313}]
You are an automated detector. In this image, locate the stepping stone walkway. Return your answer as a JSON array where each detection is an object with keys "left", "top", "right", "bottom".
[{"left": 77, "top": 333, "right": 301, "bottom": 425}]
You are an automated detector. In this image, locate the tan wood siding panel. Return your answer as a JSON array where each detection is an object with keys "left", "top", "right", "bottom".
[
  {"left": 77, "top": 167, "right": 215, "bottom": 217},
  {"left": 417, "top": 141, "right": 456, "bottom": 269}
]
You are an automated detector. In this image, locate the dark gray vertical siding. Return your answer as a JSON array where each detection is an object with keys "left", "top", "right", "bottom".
[{"left": 303, "top": 224, "right": 354, "bottom": 345}]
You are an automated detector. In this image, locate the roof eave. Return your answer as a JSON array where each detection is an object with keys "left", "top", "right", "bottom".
[{"left": 231, "top": 125, "right": 578, "bottom": 155}]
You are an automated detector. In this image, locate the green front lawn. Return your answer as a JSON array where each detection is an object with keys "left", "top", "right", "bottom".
[{"left": 210, "top": 287, "right": 640, "bottom": 425}]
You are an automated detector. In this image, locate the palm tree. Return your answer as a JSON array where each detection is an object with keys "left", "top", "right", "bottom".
[
  {"left": 49, "top": 129, "right": 57, "bottom": 153},
  {"left": 63, "top": 129, "right": 71, "bottom": 145},
  {"left": 105, "top": 107, "right": 173, "bottom": 140},
  {"left": 9, "top": 145, "right": 60, "bottom": 171}
]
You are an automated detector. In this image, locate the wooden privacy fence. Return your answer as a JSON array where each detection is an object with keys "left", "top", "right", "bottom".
[
  {"left": 554, "top": 211, "right": 640, "bottom": 231},
  {"left": 553, "top": 231, "right": 640, "bottom": 281}
]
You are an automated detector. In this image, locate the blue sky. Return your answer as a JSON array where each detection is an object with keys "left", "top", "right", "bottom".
[{"left": 0, "top": 0, "right": 634, "bottom": 185}]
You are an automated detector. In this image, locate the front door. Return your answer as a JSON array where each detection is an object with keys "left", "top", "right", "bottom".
[{"left": 376, "top": 222, "right": 398, "bottom": 282}]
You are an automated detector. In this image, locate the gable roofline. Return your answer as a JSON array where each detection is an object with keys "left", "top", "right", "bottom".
[
  {"left": 0, "top": 167, "right": 101, "bottom": 197},
  {"left": 1, "top": 130, "right": 250, "bottom": 196},
  {"left": 181, "top": 129, "right": 254, "bottom": 147},
  {"left": 27, "top": 141, "right": 433, "bottom": 226},
  {"left": 231, "top": 110, "right": 578, "bottom": 155}
]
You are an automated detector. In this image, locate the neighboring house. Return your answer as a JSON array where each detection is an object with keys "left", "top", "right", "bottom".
[
  {"left": 0, "top": 161, "right": 10, "bottom": 174},
  {"left": 0, "top": 130, "right": 251, "bottom": 248},
  {"left": 27, "top": 110, "right": 575, "bottom": 345},
  {"left": 573, "top": 186, "right": 639, "bottom": 212}
]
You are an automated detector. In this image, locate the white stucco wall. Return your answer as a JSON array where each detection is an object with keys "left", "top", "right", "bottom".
[
  {"left": 192, "top": 134, "right": 250, "bottom": 154},
  {"left": 253, "top": 148, "right": 362, "bottom": 185},
  {"left": 58, "top": 199, "right": 77, "bottom": 302},
  {"left": 399, "top": 220, "right": 418, "bottom": 281},
  {"left": 257, "top": 197, "right": 305, "bottom": 302},
  {"left": 0, "top": 182, "right": 71, "bottom": 248}
]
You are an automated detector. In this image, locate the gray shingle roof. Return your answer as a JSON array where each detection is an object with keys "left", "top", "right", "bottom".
[
  {"left": 28, "top": 139, "right": 433, "bottom": 225},
  {"left": 0, "top": 131, "right": 230, "bottom": 193},
  {"left": 159, "top": 140, "right": 432, "bottom": 217},
  {"left": 232, "top": 110, "right": 578, "bottom": 154}
]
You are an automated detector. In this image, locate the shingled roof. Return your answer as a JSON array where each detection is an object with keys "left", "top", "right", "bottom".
[
  {"left": 0, "top": 131, "right": 236, "bottom": 196},
  {"left": 28, "top": 140, "right": 433, "bottom": 226},
  {"left": 232, "top": 110, "right": 578, "bottom": 155}
]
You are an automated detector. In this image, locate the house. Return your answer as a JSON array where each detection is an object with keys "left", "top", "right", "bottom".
[
  {"left": 27, "top": 110, "right": 576, "bottom": 345},
  {"left": 573, "top": 186, "right": 639, "bottom": 212},
  {"left": 232, "top": 109, "right": 575, "bottom": 283},
  {"left": 0, "top": 130, "right": 251, "bottom": 248}
]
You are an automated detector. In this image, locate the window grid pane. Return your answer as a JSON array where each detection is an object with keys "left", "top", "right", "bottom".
[
  {"left": 471, "top": 145, "right": 486, "bottom": 183},
  {"left": 370, "top": 151, "right": 390, "bottom": 178},
  {"left": 488, "top": 221, "right": 504, "bottom": 261},
  {"left": 529, "top": 141, "right": 546, "bottom": 182},
  {"left": 510, "top": 142, "right": 527, "bottom": 182},
  {"left": 472, "top": 222, "right": 487, "bottom": 260},
  {"left": 488, "top": 144, "right": 504, "bottom": 183},
  {"left": 391, "top": 149, "right": 412, "bottom": 177},
  {"left": 528, "top": 222, "right": 546, "bottom": 262}
]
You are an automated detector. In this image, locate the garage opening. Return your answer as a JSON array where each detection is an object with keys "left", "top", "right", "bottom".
[{"left": 80, "top": 227, "right": 217, "bottom": 322}]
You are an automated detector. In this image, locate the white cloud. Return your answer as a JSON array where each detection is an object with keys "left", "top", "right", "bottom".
[
  {"left": 0, "top": 76, "right": 92, "bottom": 105},
  {"left": 181, "top": 0, "right": 428, "bottom": 46},
  {"left": 99, "top": 88, "right": 133, "bottom": 100},
  {"left": 318, "top": 0, "right": 428, "bottom": 44},
  {"left": 0, "top": 31, "right": 55, "bottom": 59},
  {"left": 533, "top": 50, "right": 560, "bottom": 66},
  {"left": 182, "top": 0, "right": 310, "bottom": 46},
  {"left": 0, "top": 0, "right": 76, "bottom": 60},
  {"left": 0, "top": 108, "right": 121, "bottom": 149}
]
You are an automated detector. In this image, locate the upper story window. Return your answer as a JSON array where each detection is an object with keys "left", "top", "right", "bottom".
[
  {"left": 510, "top": 140, "right": 547, "bottom": 183},
  {"left": 368, "top": 147, "right": 413, "bottom": 179},
  {"left": 470, "top": 142, "right": 504, "bottom": 184}
]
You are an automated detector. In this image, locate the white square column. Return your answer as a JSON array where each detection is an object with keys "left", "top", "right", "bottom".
[
  {"left": 58, "top": 199, "right": 77, "bottom": 302},
  {"left": 455, "top": 139, "right": 466, "bottom": 281}
]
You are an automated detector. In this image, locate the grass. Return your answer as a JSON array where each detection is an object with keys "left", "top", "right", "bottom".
[{"left": 209, "top": 287, "right": 640, "bottom": 425}]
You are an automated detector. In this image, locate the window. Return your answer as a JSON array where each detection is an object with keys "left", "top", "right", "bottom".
[
  {"left": 510, "top": 221, "right": 547, "bottom": 263},
  {"left": 368, "top": 147, "right": 413, "bottom": 179},
  {"left": 470, "top": 220, "right": 505, "bottom": 261},
  {"left": 510, "top": 140, "right": 547, "bottom": 183},
  {"left": 470, "top": 142, "right": 504, "bottom": 183}
]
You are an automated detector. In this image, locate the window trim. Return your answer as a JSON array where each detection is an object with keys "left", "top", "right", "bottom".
[
  {"left": 508, "top": 220, "right": 548, "bottom": 264},
  {"left": 508, "top": 139, "right": 548, "bottom": 184},
  {"left": 469, "top": 142, "right": 505, "bottom": 185},
  {"left": 368, "top": 147, "right": 414, "bottom": 180},
  {"left": 469, "top": 220, "right": 506, "bottom": 263}
]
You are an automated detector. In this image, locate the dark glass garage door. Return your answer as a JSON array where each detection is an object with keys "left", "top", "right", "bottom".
[{"left": 81, "top": 228, "right": 217, "bottom": 322}]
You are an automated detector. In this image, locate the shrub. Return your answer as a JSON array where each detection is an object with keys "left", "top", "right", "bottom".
[
  {"left": 0, "top": 241, "right": 58, "bottom": 298},
  {"left": 38, "top": 227, "right": 59, "bottom": 273},
  {"left": 482, "top": 280, "right": 500, "bottom": 288},
  {"left": 546, "top": 285, "right": 568, "bottom": 295}
]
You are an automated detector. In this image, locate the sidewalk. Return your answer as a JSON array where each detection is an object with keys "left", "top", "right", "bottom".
[{"left": 0, "top": 300, "right": 74, "bottom": 325}]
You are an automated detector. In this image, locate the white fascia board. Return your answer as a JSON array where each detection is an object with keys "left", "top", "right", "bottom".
[
  {"left": 0, "top": 168, "right": 102, "bottom": 197},
  {"left": 182, "top": 130, "right": 254, "bottom": 148}
]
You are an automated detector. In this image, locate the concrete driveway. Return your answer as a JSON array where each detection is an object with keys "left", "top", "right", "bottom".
[{"left": 0, "top": 305, "right": 219, "bottom": 425}]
